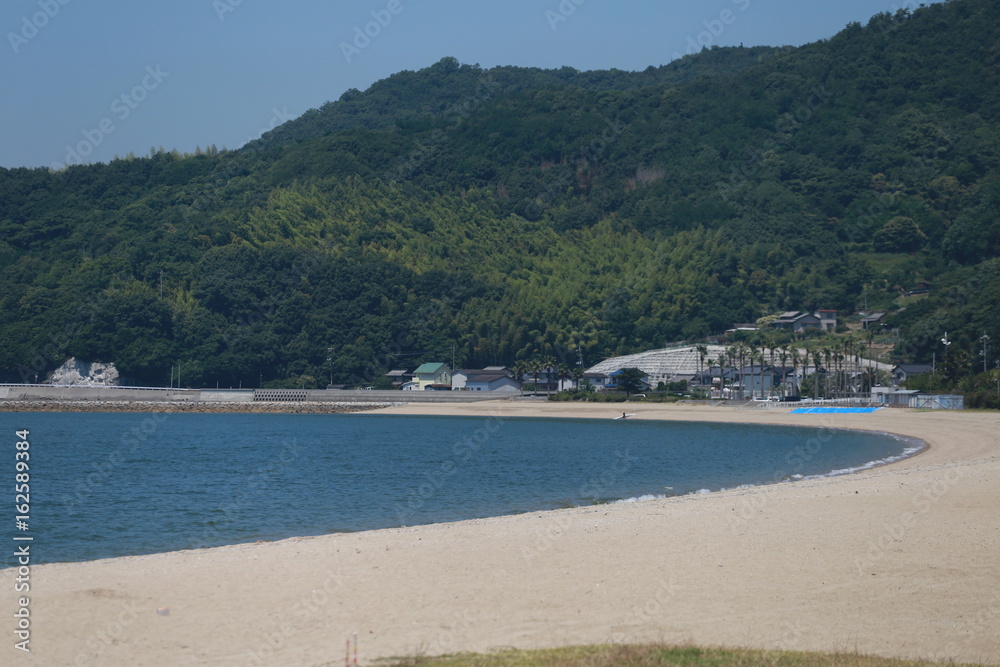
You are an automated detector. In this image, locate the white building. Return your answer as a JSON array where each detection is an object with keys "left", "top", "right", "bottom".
[{"left": 452, "top": 368, "right": 520, "bottom": 392}]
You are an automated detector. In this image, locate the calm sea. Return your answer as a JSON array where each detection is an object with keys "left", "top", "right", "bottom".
[{"left": 1, "top": 412, "right": 920, "bottom": 566}]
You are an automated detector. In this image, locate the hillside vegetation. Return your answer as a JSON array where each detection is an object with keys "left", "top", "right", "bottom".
[{"left": 1, "top": 0, "right": 998, "bottom": 389}]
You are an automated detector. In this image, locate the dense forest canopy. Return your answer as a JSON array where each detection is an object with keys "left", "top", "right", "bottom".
[{"left": 1, "top": 0, "right": 998, "bottom": 390}]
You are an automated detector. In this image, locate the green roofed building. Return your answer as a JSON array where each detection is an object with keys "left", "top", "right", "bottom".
[{"left": 412, "top": 363, "right": 452, "bottom": 390}]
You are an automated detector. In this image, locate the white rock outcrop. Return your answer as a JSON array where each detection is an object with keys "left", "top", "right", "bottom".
[{"left": 47, "top": 358, "right": 120, "bottom": 386}]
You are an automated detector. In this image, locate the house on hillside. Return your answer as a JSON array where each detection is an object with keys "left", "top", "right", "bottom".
[
  {"left": 725, "top": 323, "right": 761, "bottom": 335},
  {"left": 860, "top": 312, "right": 886, "bottom": 329},
  {"left": 385, "top": 368, "right": 415, "bottom": 389},
  {"left": 412, "top": 363, "right": 452, "bottom": 390},
  {"left": 770, "top": 310, "right": 837, "bottom": 333},
  {"left": 892, "top": 363, "right": 933, "bottom": 385}
]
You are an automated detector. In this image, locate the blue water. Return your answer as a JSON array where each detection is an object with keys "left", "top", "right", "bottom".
[{"left": 0, "top": 412, "right": 921, "bottom": 566}]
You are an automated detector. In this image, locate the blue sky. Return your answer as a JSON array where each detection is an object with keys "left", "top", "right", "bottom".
[{"left": 1, "top": 0, "right": 910, "bottom": 170}]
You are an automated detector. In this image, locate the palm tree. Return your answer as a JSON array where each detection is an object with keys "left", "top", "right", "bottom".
[
  {"left": 735, "top": 343, "right": 747, "bottom": 399},
  {"left": 843, "top": 336, "right": 858, "bottom": 397},
  {"left": 865, "top": 328, "right": 876, "bottom": 386},
  {"left": 835, "top": 351, "right": 845, "bottom": 398},
  {"left": 715, "top": 353, "right": 728, "bottom": 398},
  {"left": 813, "top": 351, "right": 825, "bottom": 400},
  {"left": 513, "top": 360, "right": 529, "bottom": 395},
  {"left": 523, "top": 358, "right": 542, "bottom": 395},
  {"left": 556, "top": 363, "right": 573, "bottom": 393},
  {"left": 542, "top": 355, "right": 558, "bottom": 395},
  {"left": 696, "top": 344, "right": 708, "bottom": 389},
  {"left": 776, "top": 345, "right": 788, "bottom": 398},
  {"left": 728, "top": 346, "right": 740, "bottom": 398}
]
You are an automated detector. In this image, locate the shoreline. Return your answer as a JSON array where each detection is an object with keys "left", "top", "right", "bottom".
[
  {"left": 27, "top": 413, "right": 930, "bottom": 568},
  {"left": 3, "top": 401, "right": 997, "bottom": 665}
]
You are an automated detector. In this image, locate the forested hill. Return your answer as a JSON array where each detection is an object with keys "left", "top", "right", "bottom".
[{"left": 1, "top": 0, "right": 999, "bottom": 388}]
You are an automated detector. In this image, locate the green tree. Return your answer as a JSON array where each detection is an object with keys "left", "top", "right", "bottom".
[
  {"left": 872, "top": 216, "right": 927, "bottom": 253},
  {"left": 616, "top": 367, "right": 646, "bottom": 397}
]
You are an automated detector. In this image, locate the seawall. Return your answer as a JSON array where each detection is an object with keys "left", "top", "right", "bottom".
[{"left": 0, "top": 384, "right": 511, "bottom": 408}]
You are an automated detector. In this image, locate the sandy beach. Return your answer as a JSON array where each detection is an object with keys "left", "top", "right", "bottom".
[{"left": 3, "top": 401, "right": 998, "bottom": 666}]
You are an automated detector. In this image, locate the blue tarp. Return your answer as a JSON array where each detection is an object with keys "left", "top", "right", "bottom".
[{"left": 790, "top": 407, "right": 882, "bottom": 414}]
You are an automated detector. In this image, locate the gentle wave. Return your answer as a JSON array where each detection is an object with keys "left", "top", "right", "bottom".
[
  {"left": 808, "top": 444, "right": 925, "bottom": 479},
  {"left": 614, "top": 436, "right": 926, "bottom": 504}
]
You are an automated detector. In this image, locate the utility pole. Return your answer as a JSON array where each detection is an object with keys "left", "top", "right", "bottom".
[
  {"left": 938, "top": 332, "right": 951, "bottom": 378},
  {"left": 981, "top": 334, "right": 990, "bottom": 374}
]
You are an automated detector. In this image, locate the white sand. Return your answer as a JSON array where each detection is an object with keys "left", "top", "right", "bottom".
[{"left": 3, "top": 401, "right": 998, "bottom": 666}]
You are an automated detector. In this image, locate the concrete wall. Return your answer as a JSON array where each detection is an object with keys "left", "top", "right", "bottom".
[
  {"left": 0, "top": 385, "right": 198, "bottom": 402},
  {"left": 0, "top": 385, "right": 507, "bottom": 404},
  {"left": 305, "top": 390, "right": 500, "bottom": 403},
  {"left": 199, "top": 390, "right": 254, "bottom": 403}
]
